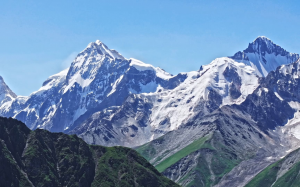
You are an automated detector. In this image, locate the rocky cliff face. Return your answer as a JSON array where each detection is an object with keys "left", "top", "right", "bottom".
[
  {"left": 0, "top": 37, "right": 283, "bottom": 148},
  {"left": 0, "top": 76, "right": 16, "bottom": 105},
  {"left": 230, "top": 36, "right": 299, "bottom": 77},
  {"left": 70, "top": 37, "right": 299, "bottom": 148},
  {"left": 70, "top": 57, "right": 260, "bottom": 147},
  {"left": 137, "top": 58, "right": 300, "bottom": 186},
  {"left": 0, "top": 117, "right": 179, "bottom": 187},
  {"left": 245, "top": 147, "right": 300, "bottom": 187},
  {"left": 0, "top": 40, "right": 181, "bottom": 133},
  {"left": 0, "top": 37, "right": 298, "bottom": 148}
]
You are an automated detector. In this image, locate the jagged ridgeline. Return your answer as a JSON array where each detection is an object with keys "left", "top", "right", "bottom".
[
  {"left": 0, "top": 117, "right": 179, "bottom": 187},
  {"left": 135, "top": 57, "right": 300, "bottom": 186},
  {"left": 2, "top": 36, "right": 300, "bottom": 187}
]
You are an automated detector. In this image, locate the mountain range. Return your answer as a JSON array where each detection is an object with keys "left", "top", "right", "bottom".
[{"left": 1, "top": 36, "right": 300, "bottom": 186}]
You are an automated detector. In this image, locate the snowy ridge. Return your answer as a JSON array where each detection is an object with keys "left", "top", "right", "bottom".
[
  {"left": 64, "top": 41, "right": 123, "bottom": 92},
  {"left": 279, "top": 58, "right": 300, "bottom": 78},
  {"left": 0, "top": 40, "right": 180, "bottom": 132},
  {"left": 87, "top": 40, "right": 125, "bottom": 60},
  {"left": 230, "top": 36, "right": 299, "bottom": 77},
  {"left": 74, "top": 56, "right": 261, "bottom": 147},
  {"left": 0, "top": 36, "right": 299, "bottom": 150},
  {"left": 147, "top": 57, "right": 259, "bottom": 132},
  {"left": 33, "top": 68, "right": 68, "bottom": 95},
  {"left": 251, "top": 36, "right": 275, "bottom": 52},
  {"left": 129, "top": 58, "right": 172, "bottom": 80},
  {"left": 0, "top": 76, "right": 17, "bottom": 105}
]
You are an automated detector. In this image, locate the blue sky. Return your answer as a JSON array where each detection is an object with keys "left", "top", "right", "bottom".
[{"left": 1, "top": 0, "right": 300, "bottom": 95}]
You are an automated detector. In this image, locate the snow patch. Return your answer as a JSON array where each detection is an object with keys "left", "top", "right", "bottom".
[
  {"left": 274, "top": 92, "right": 283, "bottom": 101},
  {"left": 32, "top": 68, "right": 68, "bottom": 96},
  {"left": 129, "top": 58, "right": 172, "bottom": 80},
  {"left": 288, "top": 101, "right": 300, "bottom": 110},
  {"left": 107, "top": 75, "right": 124, "bottom": 97}
]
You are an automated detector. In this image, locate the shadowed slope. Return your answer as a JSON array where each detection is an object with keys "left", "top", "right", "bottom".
[{"left": 0, "top": 117, "right": 179, "bottom": 187}]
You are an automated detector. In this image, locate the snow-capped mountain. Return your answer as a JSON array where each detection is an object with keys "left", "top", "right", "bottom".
[
  {"left": 0, "top": 36, "right": 300, "bottom": 187},
  {"left": 230, "top": 36, "right": 299, "bottom": 77},
  {"left": 0, "top": 76, "right": 16, "bottom": 105},
  {"left": 70, "top": 37, "right": 299, "bottom": 147},
  {"left": 0, "top": 36, "right": 297, "bottom": 148},
  {"left": 136, "top": 58, "right": 300, "bottom": 187},
  {"left": 0, "top": 40, "right": 180, "bottom": 132},
  {"left": 71, "top": 57, "right": 260, "bottom": 147}
]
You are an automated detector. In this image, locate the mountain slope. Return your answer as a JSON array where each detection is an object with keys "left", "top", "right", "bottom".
[
  {"left": 70, "top": 37, "right": 300, "bottom": 148},
  {"left": 245, "top": 148, "right": 300, "bottom": 187},
  {"left": 0, "top": 40, "right": 180, "bottom": 133},
  {"left": 1, "top": 37, "right": 295, "bottom": 148},
  {"left": 0, "top": 76, "right": 16, "bottom": 105},
  {"left": 136, "top": 106, "right": 294, "bottom": 186},
  {"left": 230, "top": 36, "right": 299, "bottom": 77},
  {"left": 0, "top": 36, "right": 299, "bottom": 186},
  {"left": 0, "top": 117, "right": 179, "bottom": 187},
  {"left": 136, "top": 58, "right": 300, "bottom": 186},
  {"left": 70, "top": 57, "right": 260, "bottom": 147}
]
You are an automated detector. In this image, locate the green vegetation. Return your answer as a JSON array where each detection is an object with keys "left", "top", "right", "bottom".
[
  {"left": 91, "top": 146, "right": 177, "bottom": 187},
  {"left": 135, "top": 135, "right": 166, "bottom": 162},
  {"left": 273, "top": 161, "right": 300, "bottom": 187},
  {"left": 136, "top": 141, "right": 157, "bottom": 161},
  {"left": 155, "top": 135, "right": 211, "bottom": 172},
  {"left": 245, "top": 148, "right": 300, "bottom": 187},
  {"left": 184, "top": 146, "right": 240, "bottom": 187},
  {"left": 245, "top": 161, "right": 281, "bottom": 187},
  {"left": 137, "top": 132, "right": 242, "bottom": 187},
  {"left": 0, "top": 117, "right": 179, "bottom": 187}
]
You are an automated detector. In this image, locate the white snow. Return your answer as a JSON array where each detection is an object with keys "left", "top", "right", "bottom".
[
  {"left": 242, "top": 53, "right": 291, "bottom": 77},
  {"left": 233, "top": 38, "right": 298, "bottom": 77},
  {"left": 143, "top": 57, "right": 259, "bottom": 131},
  {"left": 150, "top": 134, "right": 155, "bottom": 141},
  {"left": 86, "top": 40, "right": 125, "bottom": 60},
  {"left": 282, "top": 110, "right": 300, "bottom": 140},
  {"left": 288, "top": 101, "right": 300, "bottom": 110},
  {"left": 129, "top": 58, "right": 172, "bottom": 80},
  {"left": 279, "top": 59, "right": 300, "bottom": 78},
  {"left": 1, "top": 38, "right": 293, "bottom": 139},
  {"left": 254, "top": 36, "right": 270, "bottom": 41},
  {"left": 129, "top": 58, "right": 154, "bottom": 71},
  {"left": 274, "top": 92, "right": 283, "bottom": 101},
  {"left": 33, "top": 68, "right": 69, "bottom": 96},
  {"left": 107, "top": 75, "right": 124, "bottom": 97}
]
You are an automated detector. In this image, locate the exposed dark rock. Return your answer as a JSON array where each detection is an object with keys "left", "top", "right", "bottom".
[{"left": 0, "top": 117, "right": 179, "bottom": 187}]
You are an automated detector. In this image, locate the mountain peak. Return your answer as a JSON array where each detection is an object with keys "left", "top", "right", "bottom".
[
  {"left": 83, "top": 40, "right": 125, "bottom": 60},
  {"left": 95, "top": 39, "right": 102, "bottom": 45},
  {"left": 244, "top": 36, "right": 280, "bottom": 54},
  {"left": 252, "top": 36, "right": 274, "bottom": 49},
  {"left": 230, "top": 36, "right": 299, "bottom": 77},
  {"left": 0, "top": 76, "right": 17, "bottom": 104},
  {"left": 253, "top": 36, "right": 271, "bottom": 42}
]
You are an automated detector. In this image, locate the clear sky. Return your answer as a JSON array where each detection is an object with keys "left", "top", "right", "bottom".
[{"left": 1, "top": 0, "right": 300, "bottom": 96}]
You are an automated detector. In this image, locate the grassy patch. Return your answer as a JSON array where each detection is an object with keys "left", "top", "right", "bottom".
[
  {"left": 184, "top": 148, "right": 240, "bottom": 187},
  {"left": 153, "top": 150, "right": 172, "bottom": 165},
  {"left": 135, "top": 142, "right": 156, "bottom": 161},
  {"left": 273, "top": 161, "right": 300, "bottom": 187},
  {"left": 155, "top": 134, "right": 211, "bottom": 172},
  {"left": 245, "top": 161, "right": 281, "bottom": 187}
]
